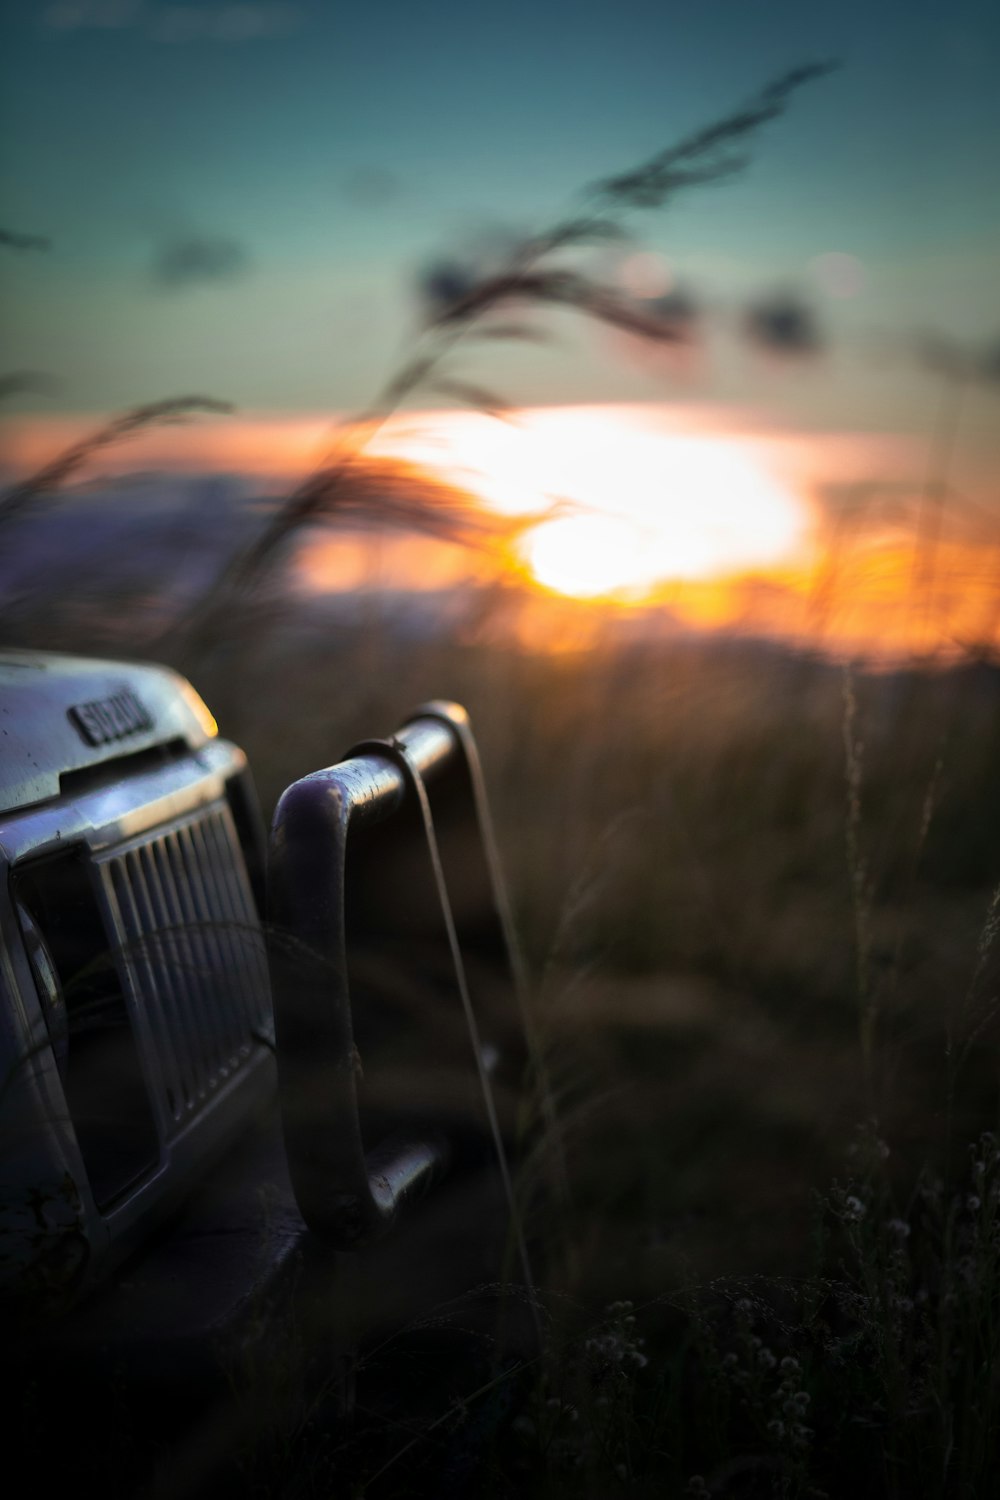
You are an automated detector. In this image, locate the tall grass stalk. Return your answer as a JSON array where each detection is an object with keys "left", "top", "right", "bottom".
[
  {"left": 167, "top": 61, "right": 837, "bottom": 658},
  {"left": 911, "top": 371, "right": 967, "bottom": 654},
  {"left": 0, "top": 396, "right": 234, "bottom": 532},
  {"left": 842, "top": 665, "right": 876, "bottom": 1108},
  {"left": 944, "top": 879, "right": 1000, "bottom": 1187}
]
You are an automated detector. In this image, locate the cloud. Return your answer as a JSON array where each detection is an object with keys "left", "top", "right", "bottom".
[
  {"left": 152, "top": 234, "right": 251, "bottom": 290},
  {"left": 0, "top": 227, "right": 52, "bottom": 252},
  {"left": 743, "top": 293, "right": 823, "bottom": 357},
  {"left": 341, "top": 167, "right": 402, "bottom": 209},
  {"left": 415, "top": 229, "right": 536, "bottom": 321},
  {"left": 152, "top": 4, "right": 302, "bottom": 42},
  {"left": 0, "top": 372, "right": 62, "bottom": 402},
  {"left": 42, "top": 1, "right": 302, "bottom": 41},
  {"left": 644, "top": 287, "right": 701, "bottom": 337},
  {"left": 913, "top": 331, "right": 1000, "bottom": 387},
  {"left": 44, "top": 0, "right": 145, "bottom": 28},
  {"left": 980, "top": 340, "right": 1000, "bottom": 386},
  {"left": 417, "top": 260, "right": 480, "bottom": 321}
]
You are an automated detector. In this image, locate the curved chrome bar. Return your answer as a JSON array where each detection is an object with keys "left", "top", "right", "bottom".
[{"left": 267, "top": 706, "right": 515, "bottom": 1249}]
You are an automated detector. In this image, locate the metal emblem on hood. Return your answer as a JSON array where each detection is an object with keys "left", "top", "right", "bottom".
[{"left": 68, "top": 686, "right": 154, "bottom": 746}]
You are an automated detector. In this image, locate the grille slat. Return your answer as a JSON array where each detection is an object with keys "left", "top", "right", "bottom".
[
  {"left": 186, "top": 819, "right": 244, "bottom": 1070},
  {"left": 111, "top": 860, "right": 186, "bottom": 1122},
  {"left": 104, "top": 803, "right": 270, "bottom": 1134},
  {"left": 142, "top": 841, "right": 205, "bottom": 1104},
  {"left": 199, "top": 815, "right": 265, "bottom": 1046},
  {"left": 157, "top": 831, "right": 221, "bottom": 1094},
  {"left": 174, "top": 824, "right": 235, "bottom": 1078},
  {"left": 129, "top": 844, "right": 196, "bottom": 1111}
]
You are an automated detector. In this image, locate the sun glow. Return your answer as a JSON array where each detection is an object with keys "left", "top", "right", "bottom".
[
  {"left": 371, "top": 406, "right": 813, "bottom": 600},
  {"left": 527, "top": 515, "right": 652, "bottom": 598},
  {"left": 524, "top": 433, "right": 808, "bottom": 598},
  {"left": 0, "top": 407, "right": 819, "bottom": 603},
  {"left": 8, "top": 401, "right": 996, "bottom": 658}
]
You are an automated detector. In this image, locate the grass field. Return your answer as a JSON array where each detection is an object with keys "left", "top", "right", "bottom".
[
  {"left": 6, "top": 566, "right": 1000, "bottom": 1496},
  {"left": 4, "top": 28, "right": 999, "bottom": 1492}
]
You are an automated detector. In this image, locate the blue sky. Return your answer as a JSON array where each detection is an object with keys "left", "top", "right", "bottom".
[{"left": 2, "top": 0, "right": 998, "bottom": 428}]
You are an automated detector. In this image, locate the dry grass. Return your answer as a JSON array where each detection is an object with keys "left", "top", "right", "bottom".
[
  {"left": 5, "top": 545, "right": 1000, "bottom": 1495},
  {"left": 3, "top": 51, "right": 997, "bottom": 1490}
]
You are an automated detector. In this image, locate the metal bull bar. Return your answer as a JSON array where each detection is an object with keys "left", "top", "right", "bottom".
[{"left": 267, "top": 701, "right": 529, "bottom": 1256}]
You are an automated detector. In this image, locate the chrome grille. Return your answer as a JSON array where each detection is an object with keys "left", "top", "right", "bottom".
[{"left": 103, "top": 803, "right": 272, "bottom": 1129}]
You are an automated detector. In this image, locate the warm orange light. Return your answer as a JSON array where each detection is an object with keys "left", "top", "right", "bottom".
[
  {"left": 371, "top": 406, "right": 815, "bottom": 600},
  {"left": 10, "top": 402, "right": 995, "bottom": 661},
  {"left": 521, "top": 435, "right": 810, "bottom": 598},
  {"left": 526, "top": 514, "right": 651, "bottom": 598}
]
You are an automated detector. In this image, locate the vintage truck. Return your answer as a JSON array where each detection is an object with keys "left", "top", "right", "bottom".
[{"left": 0, "top": 647, "right": 534, "bottom": 1492}]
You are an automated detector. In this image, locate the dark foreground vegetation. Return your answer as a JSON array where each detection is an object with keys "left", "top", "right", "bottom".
[
  {"left": 6, "top": 578, "right": 1000, "bottom": 1497},
  {"left": 5, "top": 34, "right": 998, "bottom": 1490}
]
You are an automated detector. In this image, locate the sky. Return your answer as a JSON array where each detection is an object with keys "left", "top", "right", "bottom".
[
  {"left": 1, "top": 0, "right": 999, "bottom": 658},
  {"left": 2, "top": 0, "right": 999, "bottom": 426}
]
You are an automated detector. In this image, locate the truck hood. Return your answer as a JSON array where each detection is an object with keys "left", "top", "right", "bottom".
[{"left": 0, "top": 649, "right": 217, "bottom": 812}]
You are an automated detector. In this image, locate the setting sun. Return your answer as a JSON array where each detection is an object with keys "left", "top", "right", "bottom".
[
  {"left": 371, "top": 406, "right": 814, "bottom": 601},
  {"left": 519, "top": 430, "right": 811, "bottom": 598},
  {"left": 526, "top": 514, "right": 652, "bottom": 598}
]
